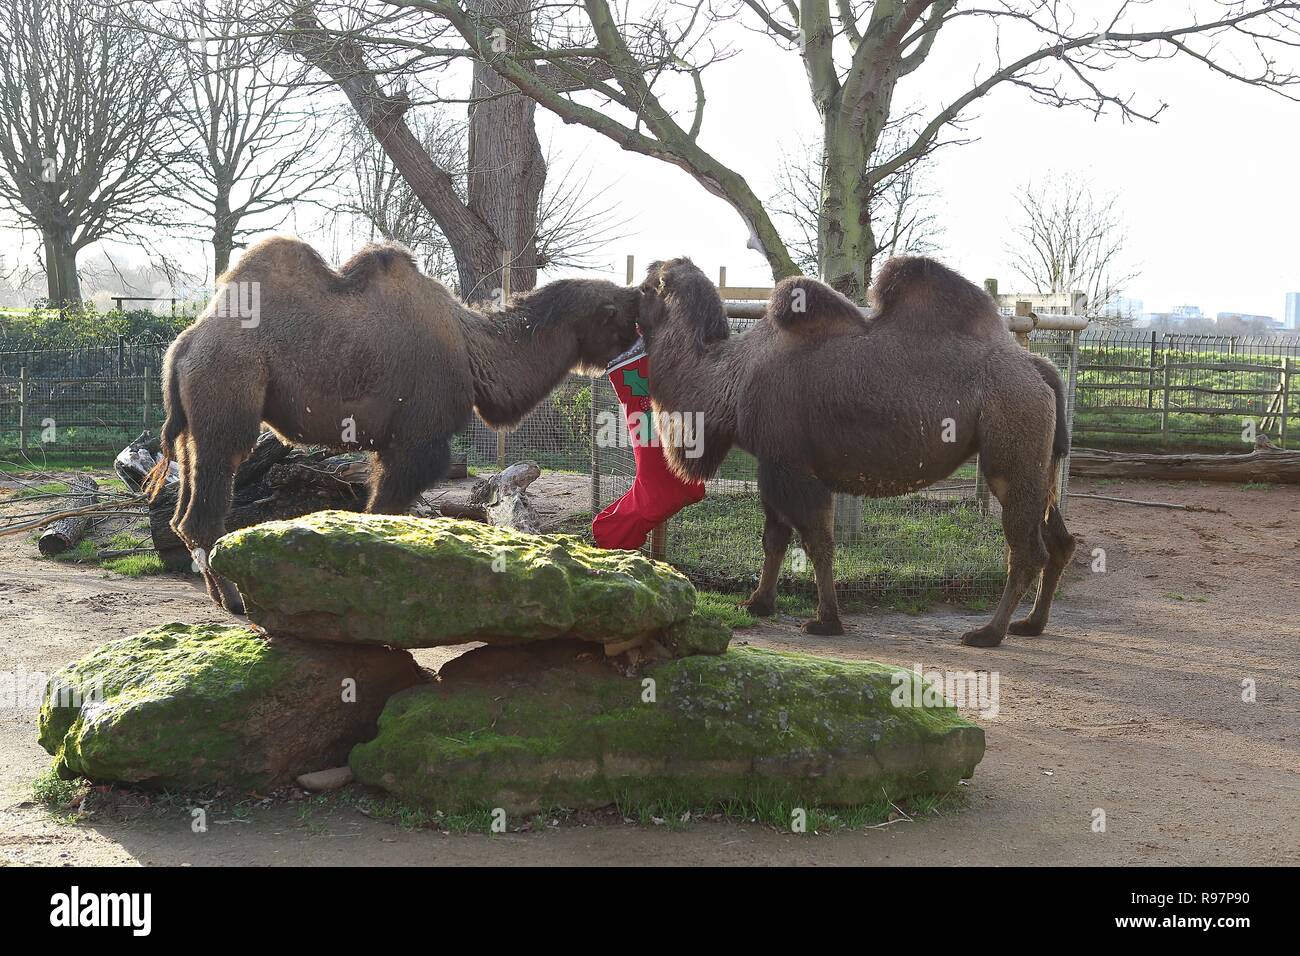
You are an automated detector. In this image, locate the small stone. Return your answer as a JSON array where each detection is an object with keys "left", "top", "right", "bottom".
[{"left": 296, "top": 766, "right": 354, "bottom": 792}]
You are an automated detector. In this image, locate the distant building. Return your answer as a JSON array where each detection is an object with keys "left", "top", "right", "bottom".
[
  {"left": 1286, "top": 292, "right": 1300, "bottom": 331},
  {"left": 1216, "top": 311, "right": 1282, "bottom": 332},
  {"left": 1098, "top": 294, "right": 1143, "bottom": 323}
]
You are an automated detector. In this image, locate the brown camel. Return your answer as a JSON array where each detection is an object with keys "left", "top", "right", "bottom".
[
  {"left": 148, "top": 236, "right": 639, "bottom": 612},
  {"left": 637, "top": 256, "right": 1075, "bottom": 647}
]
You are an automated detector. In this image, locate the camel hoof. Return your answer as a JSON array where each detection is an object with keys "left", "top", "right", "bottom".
[
  {"left": 1007, "top": 618, "right": 1045, "bottom": 637},
  {"left": 802, "top": 618, "right": 844, "bottom": 636},
  {"left": 961, "top": 626, "right": 1004, "bottom": 648},
  {"left": 740, "top": 597, "right": 776, "bottom": 617}
]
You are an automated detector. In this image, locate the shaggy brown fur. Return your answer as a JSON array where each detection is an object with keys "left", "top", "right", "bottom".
[
  {"left": 638, "top": 255, "right": 1075, "bottom": 647},
  {"left": 149, "top": 235, "right": 639, "bottom": 612}
]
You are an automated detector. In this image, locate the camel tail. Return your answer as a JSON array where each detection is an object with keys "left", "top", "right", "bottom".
[
  {"left": 768, "top": 276, "right": 866, "bottom": 334},
  {"left": 1029, "top": 352, "right": 1070, "bottom": 462},
  {"left": 144, "top": 350, "right": 185, "bottom": 500}
]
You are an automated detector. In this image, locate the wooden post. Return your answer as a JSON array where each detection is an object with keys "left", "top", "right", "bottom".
[
  {"left": 975, "top": 280, "right": 998, "bottom": 514},
  {"left": 1059, "top": 331, "right": 1080, "bottom": 514},
  {"left": 625, "top": 254, "right": 634, "bottom": 285},
  {"left": 496, "top": 249, "right": 510, "bottom": 471},
  {"left": 1160, "top": 354, "right": 1171, "bottom": 443},
  {"left": 589, "top": 376, "right": 601, "bottom": 515},
  {"left": 650, "top": 523, "right": 667, "bottom": 561},
  {"left": 17, "top": 366, "right": 27, "bottom": 454},
  {"left": 143, "top": 366, "right": 152, "bottom": 428},
  {"left": 718, "top": 266, "right": 727, "bottom": 289},
  {"left": 1014, "top": 300, "right": 1033, "bottom": 347}
]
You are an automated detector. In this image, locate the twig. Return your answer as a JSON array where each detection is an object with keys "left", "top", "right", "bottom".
[
  {"left": 0, "top": 495, "right": 148, "bottom": 539},
  {"left": 96, "top": 547, "right": 156, "bottom": 559},
  {"left": 1067, "top": 492, "right": 1225, "bottom": 514}
]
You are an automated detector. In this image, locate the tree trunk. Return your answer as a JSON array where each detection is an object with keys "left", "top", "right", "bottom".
[
  {"left": 41, "top": 229, "right": 81, "bottom": 305},
  {"left": 1069, "top": 445, "right": 1300, "bottom": 484},
  {"left": 213, "top": 197, "right": 235, "bottom": 278},
  {"left": 817, "top": 106, "right": 887, "bottom": 304},
  {"left": 466, "top": 0, "right": 545, "bottom": 296},
  {"left": 286, "top": 7, "right": 504, "bottom": 300}
]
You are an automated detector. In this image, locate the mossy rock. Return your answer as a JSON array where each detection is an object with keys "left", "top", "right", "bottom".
[
  {"left": 209, "top": 511, "right": 699, "bottom": 650},
  {"left": 38, "top": 623, "right": 422, "bottom": 789},
  {"left": 350, "top": 646, "right": 984, "bottom": 814}
]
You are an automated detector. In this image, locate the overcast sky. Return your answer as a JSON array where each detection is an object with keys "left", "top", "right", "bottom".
[{"left": 4, "top": 2, "right": 1298, "bottom": 319}]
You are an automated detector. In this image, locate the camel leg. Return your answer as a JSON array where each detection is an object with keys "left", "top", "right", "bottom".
[
  {"left": 741, "top": 502, "right": 792, "bottom": 617},
  {"left": 962, "top": 478, "right": 1049, "bottom": 648},
  {"left": 368, "top": 436, "right": 451, "bottom": 514},
  {"left": 1008, "top": 502, "right": 1076, "bottom": 636},
  {"left": 758, "top": 460, "right": 842, "bottom": 635},
  {"left": 174, "top": 425, "right": 256, "bottom": 614}
]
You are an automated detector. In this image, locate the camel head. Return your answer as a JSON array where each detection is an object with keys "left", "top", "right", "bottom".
[
  {"left": 637, "top": 257, "right": 730, "bottom": 349},
  {"left": 514, "top": 278, "right": 640, "bottom": 373}
]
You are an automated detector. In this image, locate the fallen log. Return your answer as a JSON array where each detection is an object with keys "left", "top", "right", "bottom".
[
  {"left": 1069, "top": 443, "right": 1300, "bottom": 484},
  {"left": 148, "top": 434, "right": 368, "bottom": 570},
  {"left": 37, "top": 476, "right": 99, "bottom": 556}
]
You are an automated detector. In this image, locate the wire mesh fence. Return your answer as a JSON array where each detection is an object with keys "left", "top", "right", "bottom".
[
  {"left": 0, "top": 340, "right": 169, "bottom": 457},
  {"left": 1073, "top": 330, "right": 1299, "bottom": 451}
]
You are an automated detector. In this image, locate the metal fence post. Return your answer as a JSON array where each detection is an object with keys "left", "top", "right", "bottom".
[
  {"left": 1147, "top": 329, "right": 1158, "bottom": 408},
  {"left": 18, "top": 366, "right": 27, "bottom": 454},
  {"left": 1160, "top": 355, "right": 1171, "bottom": 442},
  {"left": 1283, "top": 359, "right": 1293, "bottom": 450},
  {"left": 143, "top": 366, "right": 152, "bottom": 428}
]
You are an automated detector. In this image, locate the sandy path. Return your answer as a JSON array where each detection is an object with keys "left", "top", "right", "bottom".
[{"left": 1, "top": 477, "right": 1296, "bottom": 865}]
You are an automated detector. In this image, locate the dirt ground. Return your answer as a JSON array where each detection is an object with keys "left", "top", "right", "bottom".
[{"left": 1, "top": 476, "right": 1296, "bottom": 866}]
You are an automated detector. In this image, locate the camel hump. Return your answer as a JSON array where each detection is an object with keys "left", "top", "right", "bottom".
[
  {"left": 768, "top": 276, "right": 866, "bottom": 336},
  {"left": 220, "top": 236, "right": 419, "bottom": 292},
  {"left": 333, "top": 242, "right": 420, "bottom": 292},
  {"left": 871, "top": 255, "right": 1002, "bottom": 333}
]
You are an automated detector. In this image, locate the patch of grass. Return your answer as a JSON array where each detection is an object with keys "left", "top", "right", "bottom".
[
  {"left": 31, "top": 767, "right": 89, "bottom": 823},
  {"left": 0, "top": 454, "right": 117, "bottom": 474},
  {"left": 1241, "top": 481, "right": 1274, "bottom": 490},
  {"left": 46, "top": 530, "right": 166, "bottom": 576},
  {"left": 668, "top": 492, "right": 1005, "bottom": 610},
  {"left": 12, "top": 480, "right": 70, "bottom": 498},
  {"left": 694, "top": 590, "right": 757, "bottom": 629}
]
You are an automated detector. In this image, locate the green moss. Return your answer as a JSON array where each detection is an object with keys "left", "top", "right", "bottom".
[
  {"left": 38, "top": 623, "right": 297, "bottom": 788},
  {"left": 351, "top": 647, "right": 984, "bottom": 814},
  {"left": 210, "top": 511, "right": 697, "bottom": 649}
]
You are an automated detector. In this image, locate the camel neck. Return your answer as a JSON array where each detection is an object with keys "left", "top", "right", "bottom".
[
  {"left": 646, "top": 326, "right": 741, "bottom": 481},
  {"left": 460, "top": 299, "right": 580, "bottom": 429}
]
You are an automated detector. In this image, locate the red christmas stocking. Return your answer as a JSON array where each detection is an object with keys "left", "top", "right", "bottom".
[{"left": 591, "top": 346, "right": 706, "bottom": 550}]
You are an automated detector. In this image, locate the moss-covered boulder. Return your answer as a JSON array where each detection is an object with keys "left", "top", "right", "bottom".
[
  {"left": 38, "top": 623, "right": 422, "bottom": 789},
  {"left": 208, "top": 511, "right": 700, "bottom": 650},
  {"left": 350, "top": 646, "right": 984, "bottom": 814}
]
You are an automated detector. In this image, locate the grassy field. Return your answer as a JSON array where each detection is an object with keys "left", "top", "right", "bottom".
[{"left": 1073, "top": 342, "right": 1298, "bottom": 451}]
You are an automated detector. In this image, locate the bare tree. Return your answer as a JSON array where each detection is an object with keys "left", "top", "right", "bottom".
[
  {"left": 0, "top": 0, "right": 180, "bottom": 304},
  {"left": 393, "top": 0, "right": 1300, "bottom": 302},
  {"left": 772, "top": 112, "right": 943, "bottom": 275},
  {"left": 154, "top": 0, "right": 345, "bottom": 278},
  {"left": 1007, "top": 174, "right": 1139, "bottom": 326},
  {"left": 335, "top": 111, "right": 465, "bottom": 284}
]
